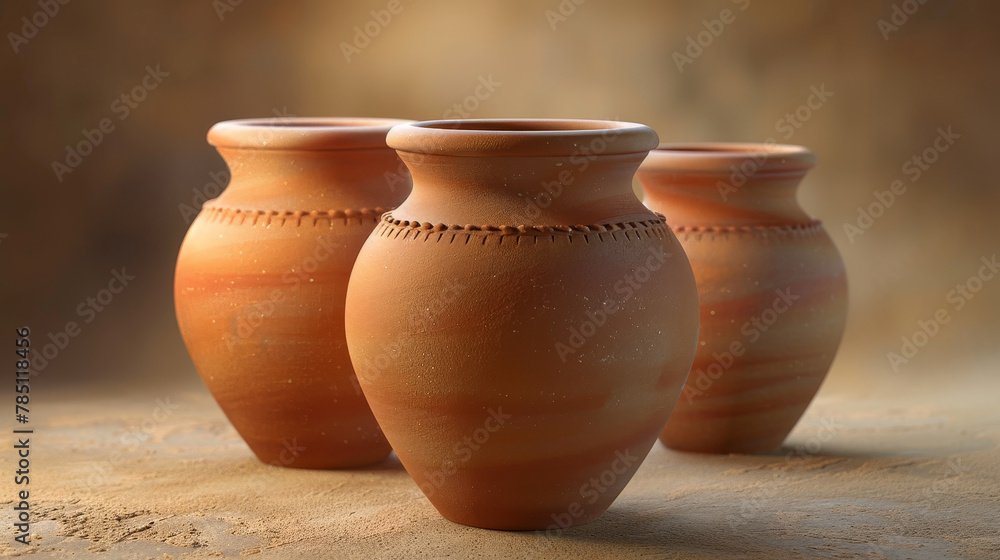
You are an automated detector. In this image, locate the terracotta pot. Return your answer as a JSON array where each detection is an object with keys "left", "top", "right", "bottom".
[
  {"left": 344, "top": 119, "right": 700, "bottom": 529},
  {"left": 636, "top": 143, "right": 848, "bottom": 454},
  {"left": 175, "top": 117, "right": 412, "bottom": 468}
]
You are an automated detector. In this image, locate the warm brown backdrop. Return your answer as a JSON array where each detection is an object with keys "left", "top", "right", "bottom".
[{"left": 2, "top": 0, "right": 997, "bottom": 396}]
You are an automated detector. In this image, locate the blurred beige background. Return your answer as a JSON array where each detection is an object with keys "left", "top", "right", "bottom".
[{"left": 2, "top": 0, "right": 997, "bottom": 396}]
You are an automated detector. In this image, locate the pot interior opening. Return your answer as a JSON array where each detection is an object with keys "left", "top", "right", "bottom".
[
  {"left": 419, "top": 120, "right": 626, "bottom": 132},
  {"left": 229, "top": 118, "right": 398, "bottom": 129},
  {"left": 654, "top": 143, "right": 810, "bottom": 157}
]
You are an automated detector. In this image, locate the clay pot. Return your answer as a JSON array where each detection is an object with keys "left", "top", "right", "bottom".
[
  {"left": 344, "top": 119, "right": 700, "bottom": 529},
  {"left": 636, "top": 143, "right": 848, "bottom": 454},
  {"left": 175, "top": 117, "right": 412, "bottom": 468}
]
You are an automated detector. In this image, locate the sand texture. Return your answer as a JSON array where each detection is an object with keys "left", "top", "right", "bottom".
[{"left": 1, "top": 378, "right": 998, "bottom": 559}]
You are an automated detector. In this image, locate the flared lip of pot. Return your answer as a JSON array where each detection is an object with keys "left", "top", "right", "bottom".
[
  {"left": 642, "top": 142, "right": 817, "bottom": 174},
  {"left": 207, "top": 117, "right": 414, "bottom": 151},
  {"left": 386, "top": 118, "right": 659, "bottom": 157}
]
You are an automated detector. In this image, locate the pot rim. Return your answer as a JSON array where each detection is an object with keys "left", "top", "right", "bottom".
[
  {"left": 643, "top": 142, "right": 817, "bottom": 173},
  {"left": 207, "top": 117, "right": 414, "bottom": 151},
  {"left": 386, "top": 118, "right": 659, "bottom": 157}
]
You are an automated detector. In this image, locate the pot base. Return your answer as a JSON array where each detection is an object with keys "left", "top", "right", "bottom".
[
  {"left": 434, "top": 504, "right": 608, "bottom": 532},
  {"left": 659, "top": 431, "right": 788, "bottom": 455},
  {"left": 244, "top": 437, "right": 392, "bottom": 470},
  {"left": 660, "top": 393, "right": 817, "bottom": 454}
]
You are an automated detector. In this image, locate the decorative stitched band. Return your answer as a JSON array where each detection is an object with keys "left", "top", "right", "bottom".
[
  {"left": 199, "top": 205, "right": 389, "bottom": 227},
  {"left": 375, "top": 212, "right": 671, "bottom": 244},
  {"left": 673, "top": 220, "right": 824, "bottom": 239}
]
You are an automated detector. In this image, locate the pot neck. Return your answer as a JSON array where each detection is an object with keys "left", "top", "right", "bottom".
[
  {"left": 637, "top": 144, "right": 817, "bottom": 227},
  {"left": 206, "top": 117, "right": 412, "bottom": 212},
  {"left": 392, "top": 152, "right": 655, "bottom": 226},
  {"left": 212, "top": 147, "right": 410, "bottom": 212},
  {"left": 385, "top": 119, "right": 660, "bottom": 227}
]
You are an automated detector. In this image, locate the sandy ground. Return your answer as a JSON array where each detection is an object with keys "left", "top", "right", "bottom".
[{"left": 1, "top": 370, "right": 998, "bottom": 560}]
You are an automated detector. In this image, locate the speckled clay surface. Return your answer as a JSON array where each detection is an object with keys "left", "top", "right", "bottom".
[
  {"left": 637, "top": 143, "right": 848, "bottom": 454},
  {"left": 345, "top": 119, "right": 700, "bottom": 529},
  {"left": 174, "top": 117, "right": 412, "bottom": 468}
]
